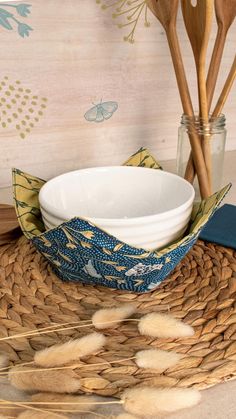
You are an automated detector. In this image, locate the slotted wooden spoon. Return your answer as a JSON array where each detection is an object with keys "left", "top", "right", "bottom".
[
  {"left": 207, "top": 0, "right": 236, "bottom": 111},
  {"left": 181, "top": 0, "right": 214, "bottom": 192},
  {"left": 147, "top": 0, "right": 210, "bottom": 198}
]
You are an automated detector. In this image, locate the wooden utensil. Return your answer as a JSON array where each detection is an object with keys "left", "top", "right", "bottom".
[
  {"left": 207, "top": 0, "right": 236, "bottom": 111},
  {"left": 0, "top": 204, "right": 21, "bottom": 245},
  {"left": 181, "top": 0, "right": 214, "bottom": 192},
  {"left": 185, "top": 54, "right": 236, "bottom": 184},
  {"left": 185, "top": 0, "right": 236, "bottom": 184},
  {"left": 211, "top": 54, "right": 236, "bottom": 117},
  {"left": 147, "top": 0, "right": 211, "bottom": 198}
]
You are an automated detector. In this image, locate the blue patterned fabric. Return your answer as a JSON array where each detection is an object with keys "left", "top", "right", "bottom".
[{"left": 32, "top": 217, "right": 198, "bottom": 292}]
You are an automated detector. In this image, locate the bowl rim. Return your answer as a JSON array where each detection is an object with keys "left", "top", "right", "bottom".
[{"left": 39, "top": 166, "right": 195, "bottom": 224}]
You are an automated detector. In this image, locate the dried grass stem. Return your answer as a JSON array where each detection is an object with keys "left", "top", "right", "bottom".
[
  {"left": 0, "top": 319, "right": 138, "bottom": 342},
  {"left": 1, "top": 356, "right": 136, "bottom": 378}
]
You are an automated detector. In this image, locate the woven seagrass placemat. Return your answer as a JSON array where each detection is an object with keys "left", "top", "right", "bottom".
[{"left": 0, "top": 236, "right": 236, "bottom": 396}]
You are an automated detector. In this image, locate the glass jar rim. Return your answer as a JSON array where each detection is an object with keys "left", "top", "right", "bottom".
[
  {"left": 181, "top": 113, "right": 225, "bottom": 123},
  {"left": 181, "top": 113, "right": 226, "bottom": 133}
]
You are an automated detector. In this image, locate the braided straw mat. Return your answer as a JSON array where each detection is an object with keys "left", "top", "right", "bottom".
[{"left": 1, "top": 236, "right": 236, "bottom": 396}]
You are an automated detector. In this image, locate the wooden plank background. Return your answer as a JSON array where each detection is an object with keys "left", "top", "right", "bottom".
[{"left": 0, "top": 0, "right": 235, "bottom": 192}]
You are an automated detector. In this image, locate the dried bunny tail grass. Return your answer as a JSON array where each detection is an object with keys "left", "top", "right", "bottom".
[
  {"left": 31, "top": 393, "right": 99, "bottom": 412},
  {"left": 122, "top": 387, "right": 201, "bottom": 416},
  {"left": 92, "top": 304, "right": 137, "bottom": 329},
  {"left": 138, "top": 313, "right": 194, "bottom": 338},
  {"left": 0, "top": 353, "right": 9, "bottom": 369},
  {"left": 9, "top": 367, "right": 80, "bottom": 393},
  {"left": 34, "top": 332, "right": 106, "bottom": 367},
  {"left": 17, "top": 411, "right": 68, "bottom": 419},
  {"left": 135, "top": 349, "right": 182, "bottom": 371},
  {"left": 115, "top": 414, "right": 138, "bottom": 419}
]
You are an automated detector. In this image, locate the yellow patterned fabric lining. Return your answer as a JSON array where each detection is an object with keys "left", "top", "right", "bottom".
[
  {"left": 12, "top": 168, "right": 45, "bottom": 237},
  {"left": 124, "top": 147, "right": 163, "bottom": 169}
]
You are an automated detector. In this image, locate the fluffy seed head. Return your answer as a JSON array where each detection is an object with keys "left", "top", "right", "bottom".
[
  {"left": 138, "top": 313, "right": 194, "bottom": 338},
  {"left": 31, "top": 392, "right": 98, "bottom": 411},
  {"left": 9, "top": 366, "right": 80, "bottom": 393},
  {"left": 122, "top": 387, "right": 201, "bottom": 416},
  {"left": 135, "top": 349, "right": 182, "bottom": 371},
  {"left": 0, "top": 352, "right": 9, "bottom": 369},
  {"left": 17, "top": 411, "right": 68, "bottom": 419},
  {"left": 92, "top": 304, "right": 136, "bottom": 329},
  {"left": 116, "top": 414, "right": 138, "bottom": 419},
  {"left": 34, "top": 332, "right": 106, "bottom": 367}
]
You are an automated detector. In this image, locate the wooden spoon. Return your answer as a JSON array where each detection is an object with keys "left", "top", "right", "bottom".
[
  {"left": 181, "top": 0, "right": 214, "bottom": 192},
  {"left": 147, "top": 0, "right": 211, "bottom": 198},
  {"left": 207, "top": 0, "right": 236, "bottom": 111},
  {"left": 0, "top": 204, "right": 21, "bottom": 245}
]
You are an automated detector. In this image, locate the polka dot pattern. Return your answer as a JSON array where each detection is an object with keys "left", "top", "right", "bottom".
[{"left": 0, "top": 76, "right": 48, "bottom": 139}]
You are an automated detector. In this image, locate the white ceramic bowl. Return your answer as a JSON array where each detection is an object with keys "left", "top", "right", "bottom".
[{"left": 39, "top": 166, "right": 195, "bottom": 250}]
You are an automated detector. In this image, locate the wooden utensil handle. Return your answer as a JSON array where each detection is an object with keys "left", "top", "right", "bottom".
[
  {"left": 206, "top": 27, "right": 227, "bottom": 111},
  {"left": 185, "top": 154, "right": 195, "bottom": 183},
  {"left": 212, "top": 55, "right": 236, "bottom": 117},
  {"left": 198, "top": 62, "right": 212, "bottom": 194},
  {"left": 185, "top": 28, "right": 227, "bottom": 185},
  {"left": 167, "top": 27, "right": 211, "bottom": 198}
]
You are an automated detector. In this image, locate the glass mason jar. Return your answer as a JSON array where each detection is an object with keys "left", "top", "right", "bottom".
[{"left": 176, "top": 114, "right": 226, "bottom": 201}]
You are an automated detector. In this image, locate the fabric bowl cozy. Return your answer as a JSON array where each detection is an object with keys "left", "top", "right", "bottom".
[{"left": 12, "top": 148, "right": 231, "bottom": 293}]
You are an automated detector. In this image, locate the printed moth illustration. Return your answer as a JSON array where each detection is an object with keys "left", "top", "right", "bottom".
[{"left": 84, "top": 100, "right": 118, "bottom": 123}]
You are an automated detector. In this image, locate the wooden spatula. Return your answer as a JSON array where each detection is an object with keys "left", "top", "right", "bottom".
[
  {"left": 207, "top": 0, "right": 236, "bottom": 111},
  {"left": 0, "top": 204, "right": 21, "bottom": 245},
  {"left": 181, "top": 0, "right": 214, "bottom": 192},
  {"left": 147, "top": 0, "right": 211, "bottom": 198}
]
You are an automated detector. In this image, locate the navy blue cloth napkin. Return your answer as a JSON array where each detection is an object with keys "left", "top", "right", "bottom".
[{"left": 199, "top": 204, "right": 236, "bottom": 249}]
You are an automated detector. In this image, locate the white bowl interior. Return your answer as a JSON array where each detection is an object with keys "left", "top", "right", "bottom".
[{"left": 39, "top": 166, "right": 195, "bottom": 222}]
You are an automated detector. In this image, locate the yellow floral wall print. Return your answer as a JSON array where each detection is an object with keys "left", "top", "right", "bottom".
[{"left": 96, "top": 0, "right": 151, "bottom": 43}]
